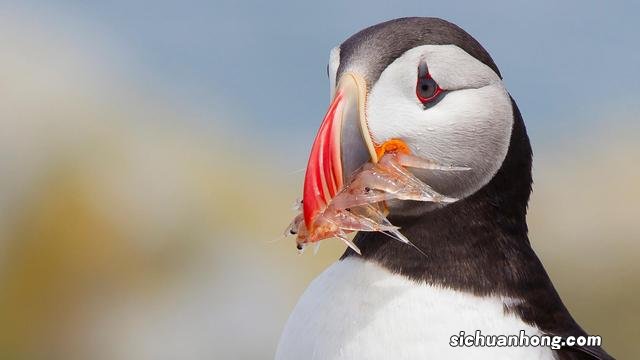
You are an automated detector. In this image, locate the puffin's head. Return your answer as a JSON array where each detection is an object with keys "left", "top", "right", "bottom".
[{"left": 302, "top": 17, "right": 518, "bottom": 238}]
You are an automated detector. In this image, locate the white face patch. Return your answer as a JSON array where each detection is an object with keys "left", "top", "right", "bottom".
[
  {"left": 328, "top": 47, "right": 340, "bottom": 99},
  {"left": 366, "top": 45, "right": 513, "bottom": 200}
]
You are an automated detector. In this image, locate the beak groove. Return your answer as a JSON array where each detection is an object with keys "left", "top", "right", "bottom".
[{"left": 302, "top": 73, "right": 374, "bottom": 239}]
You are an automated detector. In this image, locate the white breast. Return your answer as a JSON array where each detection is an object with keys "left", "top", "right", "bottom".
[{"left": 276, "top": 257, "right": 555, "bottom": 360}]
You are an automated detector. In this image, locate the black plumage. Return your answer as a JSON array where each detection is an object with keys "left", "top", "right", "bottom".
[{"left": 338, "top": 17, "right": 612, "bottom": 360}]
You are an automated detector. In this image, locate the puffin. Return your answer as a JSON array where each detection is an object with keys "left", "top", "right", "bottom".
[{"left": 276, "top": 17, "right": 613, "bottom": 360}]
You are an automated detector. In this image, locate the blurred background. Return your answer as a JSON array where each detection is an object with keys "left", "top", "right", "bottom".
[{"left": 0, "top": 1, "right": 638, "bottom": 359}]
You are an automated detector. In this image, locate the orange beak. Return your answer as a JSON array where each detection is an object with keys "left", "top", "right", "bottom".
[{"left": 302, "top": 73, "right": 377, "bottom": 237}]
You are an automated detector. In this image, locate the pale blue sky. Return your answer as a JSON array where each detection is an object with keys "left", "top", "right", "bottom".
[{"left": 17, "top": 1, "right": 640, "bottom": 161}]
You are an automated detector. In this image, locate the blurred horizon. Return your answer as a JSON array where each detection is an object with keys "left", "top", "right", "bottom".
[
  {"left": 8, "top": 1, "right": 640, "bottom": 158},
  {"left": 0, "top": 2, "right": 638, "bottom": 359}
]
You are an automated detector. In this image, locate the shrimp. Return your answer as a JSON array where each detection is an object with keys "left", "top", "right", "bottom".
[{"left": 285, "top": 151, "right": 468, "bottom": 254}]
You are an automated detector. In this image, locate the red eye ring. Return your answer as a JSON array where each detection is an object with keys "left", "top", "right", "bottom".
[{"left": 416, "top": 73, "right": 443, "bottom": 104}]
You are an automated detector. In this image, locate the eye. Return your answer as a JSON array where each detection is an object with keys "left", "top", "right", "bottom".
[
  {"left": 416, "top": 62, "right": 443, "bottom": 105},
  {"left": 417, "top": 77, "right": 439, "bottom": 101}
]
